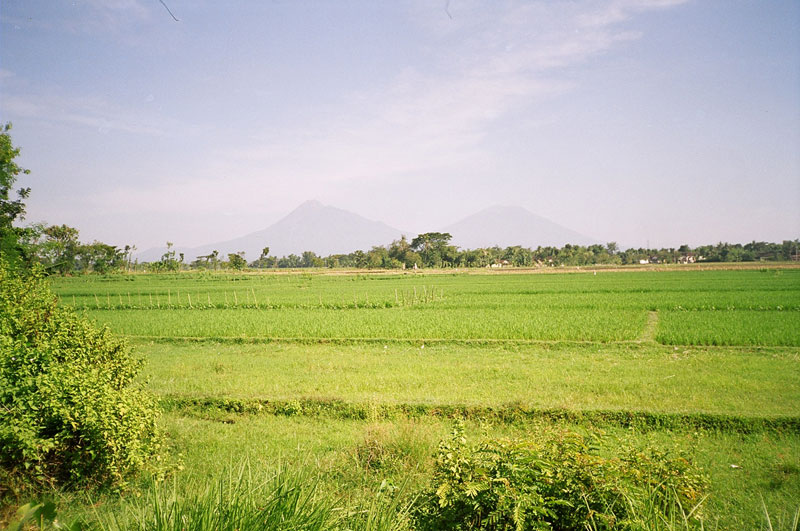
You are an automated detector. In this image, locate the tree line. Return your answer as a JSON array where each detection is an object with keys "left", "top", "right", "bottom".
[
  {"left": 6, "top": 198, "right": 800, "bottom": 275},
  {"left": 143, "top": 234, "right": 800, "bottom": 273},
  {"left": 6, "top": 196, "right": 800, "bottom": 276},
  {"left": 1, "top": 124, "right": 797, "bottom": 275}
]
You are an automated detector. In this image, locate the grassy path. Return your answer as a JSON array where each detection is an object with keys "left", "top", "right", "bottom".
[{"left": 640, "top": 310, "right": 660, "bottom": 342}]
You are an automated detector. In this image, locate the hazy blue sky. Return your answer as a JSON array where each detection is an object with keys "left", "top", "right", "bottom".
[{"left": 2, "top": 0, "right": 798, "bottom": 251}]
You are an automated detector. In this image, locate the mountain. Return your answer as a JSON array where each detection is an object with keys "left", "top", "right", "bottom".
[
  {"left": 441, "top": 205, "right": 598, "bottom": 249},
  {"left": 137, "top": 201, "right": 407, "bottom": 263},
  {"left": 135, "top": 202, "right": 600, "bottom": 263}
]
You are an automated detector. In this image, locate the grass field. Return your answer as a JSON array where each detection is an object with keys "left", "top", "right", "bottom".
[
  {"left": 56, "top": 268, "right": 800, "bottom": 346},
  {"left": 36, "top": 267, "right": 800, "bottom": 529},
  {"left": 139, "top": 341, "right": 800, "bottom": 418}
]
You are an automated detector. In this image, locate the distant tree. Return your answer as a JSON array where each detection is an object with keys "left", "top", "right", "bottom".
[
  {"left": 151, "top": 241, "right": 182, "bottom": 272},
  {"left": 457, "top": 248, "right": 487, "bottom": 267},
  {"left": 776, "top": 240, "right": 797, "bottom": 261},
  {"left": 77, "top": 241, "right": 125, "bottom": 273},
  {"left": 227, "top": 252, "right": 247, "bottom": 270},
  {"left": 351, "top": 250, "right": 368, "bottom": 268},
  {"left": 38, "top": 224, "right": 81, "bottom": 274},
  {"left": 249, "top": 247, "right": 276, "bottom": 269},
  {"left": 192, "top": 253, "right": 212, "bottom": 270},
  {"left": 411, "top": 232, "right": 451, "bottom": 252},
  {"left": 0, "top": 123, "right": 32, "bottom": 267},
  {"left": 123, "top": 244, "right": 137, "bottom": 271},
  {"left": 329, "top": 252, "right": 357, "bottom": 268},
  {"left": 301, "top": 251, "right": 322, "bottom": 268},
  {"left": 366, "top": 246, "right": 390, "bottom": 268},
  {"left": 388, "top": 236, "right": 422, "bottom": 269},
  {"left": 278, "top": 254, "right": 302, "bottom": 268},
  {"left": 411, "top": 232, "right": 455, "bottom": 267},
  {"left": 504, "top": 246, "right": 533, "bottom": 267},
  {"left": 590, "top": 244, "right": 619, "bottom": 265}
]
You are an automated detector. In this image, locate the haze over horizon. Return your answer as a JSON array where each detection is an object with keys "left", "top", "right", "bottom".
[
  {"left": 134, "top": 200, "right": 604, "bottom": 262},
  {"left": 1, "top": 0, "right": 798, "bottom": 251}
]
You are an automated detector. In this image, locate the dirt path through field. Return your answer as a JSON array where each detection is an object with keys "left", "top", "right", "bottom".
[{"left": 640, "top": 311, "right": 659, "bottom": 342}]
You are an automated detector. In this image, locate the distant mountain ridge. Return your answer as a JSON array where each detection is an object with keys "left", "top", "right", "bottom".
[
  {"left": 441, "top": 205, "right": 597, "bottom": 249},
  {"left": 136, "top": 201, "right": 597, "bottom": 263},
  {"left": 137, "top": 200, "right": 407, "bottom": 262}
]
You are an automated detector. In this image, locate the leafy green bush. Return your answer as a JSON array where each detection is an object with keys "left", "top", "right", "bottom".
[
  {"left": 413, "top": 422, "right": 708, "bottom": 530},
  {"left": 0, "top": 261, "right": 165, "bottom": 493}
]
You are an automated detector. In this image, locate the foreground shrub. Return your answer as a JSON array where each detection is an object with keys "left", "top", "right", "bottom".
[
  {"left": 0, "top": 262, "right": 165, "bottom": 493},
  {"left": 413, "top": 422, "right": 708, "bottom": 530}
]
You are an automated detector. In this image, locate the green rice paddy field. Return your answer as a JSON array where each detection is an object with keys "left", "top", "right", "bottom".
[{"left": 50, "top": 267, "right": 800, "bottom": 529}]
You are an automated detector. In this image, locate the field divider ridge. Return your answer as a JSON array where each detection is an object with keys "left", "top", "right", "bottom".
[
  {"left": 126, "top": 334, "right": 800, "bottom": 350},
  {"left": 159, "top": 395, "right": 800, "bottom": 434},
  {"left": 129, "top": 334, "right": 634, "bottom": 346}
]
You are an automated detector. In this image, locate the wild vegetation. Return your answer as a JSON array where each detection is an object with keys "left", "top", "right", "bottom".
[{"left": 0, "top": 261, "right": 167, "bottom": 496}]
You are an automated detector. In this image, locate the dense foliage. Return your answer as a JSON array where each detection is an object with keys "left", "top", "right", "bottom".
[
  {"left": 247, "top": 238, "right": 800, "bottom": 270},
  {"left": 0, "top": 261, "right": 165, "bottom": 494},
  {"left": 23, "top": 233, "right": 800, "bottom": 274},
  {"left": 414, "top": 422, "right": 708, "bottom": 530},
  {"left": 0, "top": 123, "right": 34, "bottom": 268},
  {"left": 192, "top": 238, "right": 800, "bottom": 271}
]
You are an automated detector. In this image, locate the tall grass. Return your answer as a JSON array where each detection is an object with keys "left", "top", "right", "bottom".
[
  {"left": 761, "top": 495, "right": 800, "bottom": 531},
  {"left": 99, "top": 462, "right": 333, "bottom": 530},
  {"left": 336, "top": 480, "right": 415, "bottom": 531},
  {"left": 584, "top": 484, "right": 709, "bottom": 531},
  {"left": 88, "top": 460, "right": 415, "bottom": 531}
]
